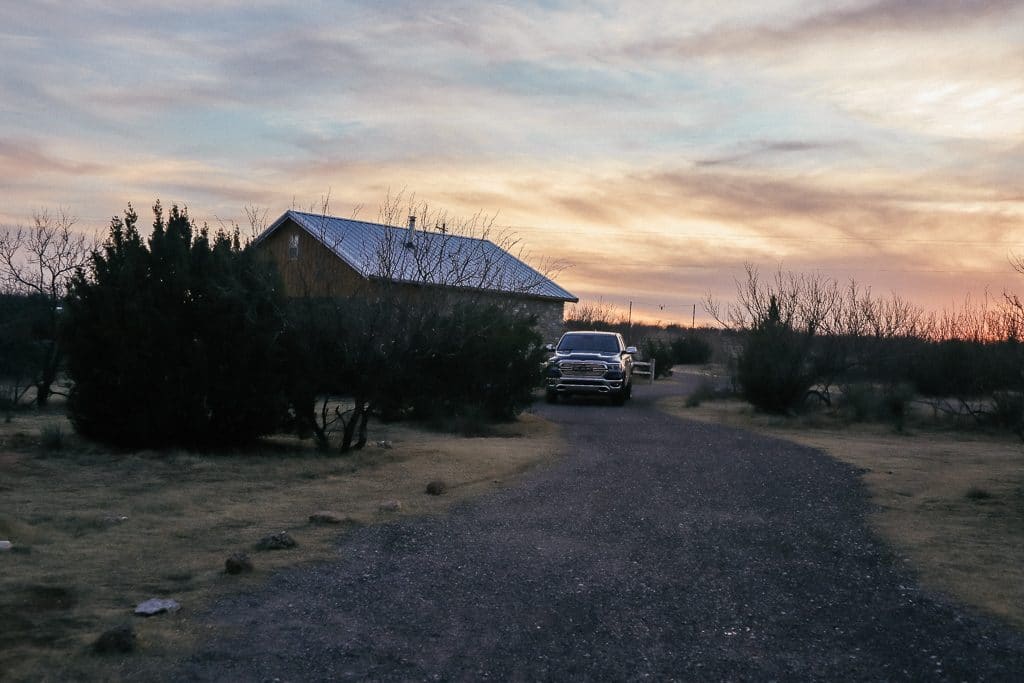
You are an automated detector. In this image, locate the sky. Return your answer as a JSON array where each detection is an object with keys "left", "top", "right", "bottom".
[{"left": 2, "top": 0, "right": 1023, "bottom": 325}]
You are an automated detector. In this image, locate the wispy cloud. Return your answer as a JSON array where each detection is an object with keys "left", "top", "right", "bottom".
[
  {"left": 694, "top": 139, "right": 856, "bottom": 167},
  {"left": 1, "top": 2, "right": 1022, "bottom": 321},
  {"left": 0, "top": 139, "right": 104, "bottom": 177},
  {"left": 626, "top": 0, "right": 1024, "bottom": 59}
]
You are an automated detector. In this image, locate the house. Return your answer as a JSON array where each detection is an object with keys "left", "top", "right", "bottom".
[{"left": 252, "top": 210, "right": 577, "bottom": 341}]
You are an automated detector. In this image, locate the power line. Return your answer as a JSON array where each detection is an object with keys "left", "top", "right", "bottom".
[
  {"left": 562, "top": 259, "right": 1021, "bottom": 276},
  {"left": 506, "top": 224, "right": 1024, "bottom": 248}
]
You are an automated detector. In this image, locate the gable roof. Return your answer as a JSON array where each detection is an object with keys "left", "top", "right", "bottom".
[{"left": 255, "top": 210, "right": 577, "bottom": 303}]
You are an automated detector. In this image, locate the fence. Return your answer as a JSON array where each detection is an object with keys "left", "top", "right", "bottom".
[{"left": 632, "top": 359, "right": 655, "bottom": 384}]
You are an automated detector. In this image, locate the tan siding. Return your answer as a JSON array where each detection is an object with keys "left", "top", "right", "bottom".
[{"left": 259, "top": 222, "right": 368, "bottom": 298}]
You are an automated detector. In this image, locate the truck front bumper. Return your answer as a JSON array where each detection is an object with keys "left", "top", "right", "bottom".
[{"left": 546, "top": 378, "right": 624, "bottom": 394}]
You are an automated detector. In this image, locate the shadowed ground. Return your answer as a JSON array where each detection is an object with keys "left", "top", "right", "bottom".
[{"left": 174, "top": 374, "right": 1024, "bottom": 681}]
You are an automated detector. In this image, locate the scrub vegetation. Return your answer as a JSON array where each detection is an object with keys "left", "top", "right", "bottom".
[{"left": 705, "top": 265, "right": 1024, "bottom": 436}]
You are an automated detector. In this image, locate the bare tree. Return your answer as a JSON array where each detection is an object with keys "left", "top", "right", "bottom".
[
  {"left": 0, "top": 209, "right": 95, "bottom": 406},
  {"left": 705, "top": 264, "right": 841, "bottom": 335},
  {"left": 705, "top": 264, "right": 930, "bottom": 410},
  {"left": 372, "top": 189, "right": 565, "bottom": 298},
  {"left": 0, "top": 209, "right": 92, "bottom": 301}
]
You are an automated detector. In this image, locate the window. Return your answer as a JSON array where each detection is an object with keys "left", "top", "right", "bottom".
[{"left": 288, "top": 234, "right": 299, "bottom": 260}]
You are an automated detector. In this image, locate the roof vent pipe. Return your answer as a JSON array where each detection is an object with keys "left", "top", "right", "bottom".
[{"left": 404, "top": 215, "right": 417, "bottom": 249}]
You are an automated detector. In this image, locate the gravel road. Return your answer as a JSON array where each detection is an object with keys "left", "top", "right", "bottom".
[{"left": 175, "top": 374, "right": 1024, "bottom": 681}]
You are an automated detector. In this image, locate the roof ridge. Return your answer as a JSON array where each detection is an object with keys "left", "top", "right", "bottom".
[{"left": 286, "top": 209, "right": 496, "bottom": 246}]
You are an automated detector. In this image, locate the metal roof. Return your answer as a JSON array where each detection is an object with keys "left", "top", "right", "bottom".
[{"left": 255, "top": 210, "right": 577, "bottom": 302}]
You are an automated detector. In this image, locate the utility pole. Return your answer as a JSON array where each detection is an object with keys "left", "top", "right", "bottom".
[{"left": 692, "top": 304, "right": 696, "bottom": 329}]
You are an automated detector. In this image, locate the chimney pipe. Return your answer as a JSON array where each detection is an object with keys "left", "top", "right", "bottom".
[{"left": 404, "top": 215, "right": 417, "bottom": 249}]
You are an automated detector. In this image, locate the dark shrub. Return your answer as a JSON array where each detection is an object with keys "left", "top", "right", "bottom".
[
  {"left": 685, "top": 378, "right": 732, "bottom": 407},
  {"left": 425, "top": 480, "right": 447, "bottom": 495},
  {"left": 882, "top": 383, "right": 914, "bottom": 431},
  {"left": 39, "top": 425, "right": 64, "bottom": 451},
  {"left": 910, "top": 339, "right": 1021, "bottom": 398},
  {"left": 840, "top": 383, "right": 876, "bottom": 422},
  {"left": 641, "top": 339, "right": 675, "bottom": 378},
  {"left": 839, "top": 382, "right": 914, "bottom": 429},
  {"left": 989, "top": 391, "right": 1024, "bottom": 433},
  {"left": 671, "top": 335, "right": 712, "bottom": 365},
  {"left": 284, "top": 294, "right": 544, "bottom": 450},
  {"left": 0, "top": 293, "right": 53, "bottom": 408},
  {"left": 64, "top": 202, "right": 288, "bottom": 449},
  {"left": 965, "top": 487, "right": 994, "bottom": 501},
  {"left": 398, "top": 301, "right": 544, "bottom": 421},
  {"left": 736, "top": 297, "right": 814, "bottom": 414}
]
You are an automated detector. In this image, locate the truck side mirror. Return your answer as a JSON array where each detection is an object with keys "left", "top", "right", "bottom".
[
  {"left": 544, "top": 343, "right": 555, "bottom": 352},
  {"left": 624, "top": 346, "right": 638, "bottom": 354}
]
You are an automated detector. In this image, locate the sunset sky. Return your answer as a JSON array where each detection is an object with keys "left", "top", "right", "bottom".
[{"left": 3, "top": 1, "right": 1023, "bottom": 325}]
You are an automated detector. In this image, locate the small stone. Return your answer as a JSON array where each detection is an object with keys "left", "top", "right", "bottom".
[
  {"left": 93, "top": 624, "right": 135, "bottom": 654},
  {"left": 309, "top": 511, "right": 347, "bottom": 525},
  {"left": 425, "top": 481, "right": 447, "bottom": 496},
  {"left": 376, "top": 440, "right": 393, "bottom": 449},
  {"left": 255, "top": 531, "right": 297, "bottom": 551},
  {"left": 379, "top": 500, "right": 402, "bottom": 512},
  {"left": 102, "top": 515, "right": 129, "bottom": 525},
  {"left": 0, "top": 540, "right": 12, "bottom": 551},
  {"left": 224, "top": 553, "right": 253, "bottom": 575},
  {"left": 134, "top": 598, "right": 180, "bottom": 616}
]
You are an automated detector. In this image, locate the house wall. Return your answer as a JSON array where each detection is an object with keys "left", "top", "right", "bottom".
[
  {"left": 257, "top": 219, "right": 566, "bottom": 341},
  {"left": 474, "top": 292, "right": 565, "bottom": 343},
  {"left": 259, "top": 221, "right": 369, "bottom": 298}
]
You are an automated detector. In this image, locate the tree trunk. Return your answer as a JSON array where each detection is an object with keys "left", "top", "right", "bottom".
[
  {"left": 340, "top": 399, "right": 368, "bottom": 453},
  {"left": 355, "top": 404, "right": 370, "bottom": 449}
]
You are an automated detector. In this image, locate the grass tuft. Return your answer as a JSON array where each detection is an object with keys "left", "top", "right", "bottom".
[
  {"left": 965, "top": 487, "right": 994, "bottom": 501},
  {"left": 685, "top": 378, "right": 732, "bottom": 408},
  {"left": 39, "top": 425, "right": 64, "bottom": 451}
]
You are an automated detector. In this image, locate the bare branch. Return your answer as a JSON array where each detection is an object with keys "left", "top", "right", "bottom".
[{"left": 0, "top": 207, "right": 94, "bottom": 301}]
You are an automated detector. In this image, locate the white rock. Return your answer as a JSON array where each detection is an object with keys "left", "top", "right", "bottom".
[
  {"left": 0, "top": 540, "right": 11, "bottom": 551},
  {"left": 309, "top": 511, "right": 348, "bottom": 525},
  {"left": 134, "top": 598, "right": 181, "bottom": 616}
]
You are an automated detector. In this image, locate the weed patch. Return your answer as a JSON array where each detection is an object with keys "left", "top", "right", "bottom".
[
  {"left": 40, "top": 424, "right": 65, "bottom": 451},
  {"left": 965, "top": 487, "right": 995, "bottom": 501}
]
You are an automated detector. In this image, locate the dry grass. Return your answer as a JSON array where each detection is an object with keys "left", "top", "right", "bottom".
[
  {"left": 662, "top": 389, "right": 1024, "bottom": 631},
  {"left": 0, "top": 408, "right": 561, "bottom": 681}
]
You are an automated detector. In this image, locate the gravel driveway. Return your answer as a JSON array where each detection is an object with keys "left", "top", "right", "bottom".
[{"left": 175, "top": 374, "right": 1024, "bottom": 681}]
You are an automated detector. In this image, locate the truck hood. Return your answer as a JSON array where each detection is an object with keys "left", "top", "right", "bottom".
[{"left": 549, "top": 351, "right": 622, "bottom": 362}]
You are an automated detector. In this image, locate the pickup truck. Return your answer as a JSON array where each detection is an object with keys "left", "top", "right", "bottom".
[{"left": 544, "top": 330, "right": 636, "bottom": 405}]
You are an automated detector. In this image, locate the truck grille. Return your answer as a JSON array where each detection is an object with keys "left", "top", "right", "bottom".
[{"left": 558, "top": 361, "right": 607, "bottom": 378}]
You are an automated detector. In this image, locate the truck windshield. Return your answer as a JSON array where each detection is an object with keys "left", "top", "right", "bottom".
[{"left": 557, "top": 333, "right": 620, "bottom": 354}]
